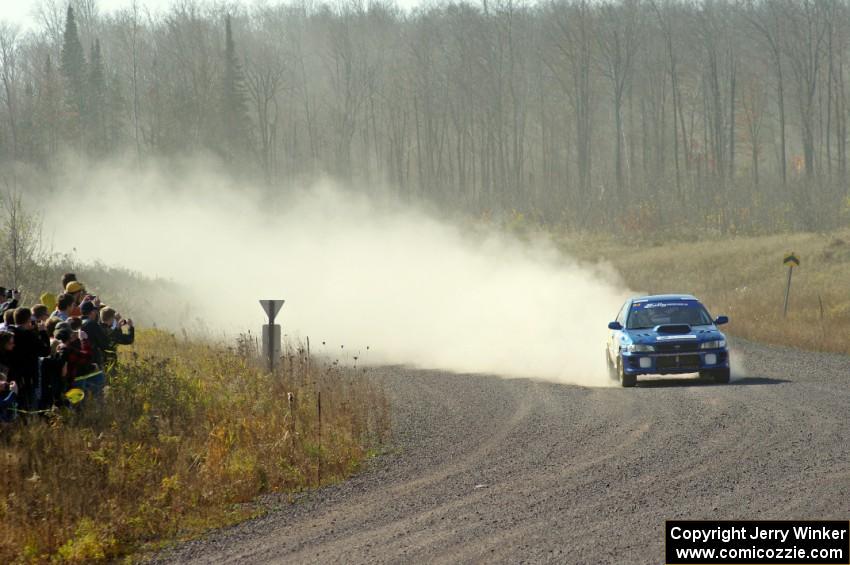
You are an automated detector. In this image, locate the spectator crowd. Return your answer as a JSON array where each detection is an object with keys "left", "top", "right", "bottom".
[{"left": 0, "top": 273, "right": 135, "bottom": 421}]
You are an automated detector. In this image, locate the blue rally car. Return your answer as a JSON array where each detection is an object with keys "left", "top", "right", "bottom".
[{"left": 606, "top": 294, "right": 730, "bottom": 387}]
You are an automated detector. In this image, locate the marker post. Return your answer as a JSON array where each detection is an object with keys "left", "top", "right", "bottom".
[
  {"left": 259, "top": 299, "right": 284, "bottom": 375},
  {"left": 782, "top": 253, "right": 800, "bottom": 317}
]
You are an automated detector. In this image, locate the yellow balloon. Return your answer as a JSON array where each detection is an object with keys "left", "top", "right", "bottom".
[{"left": 65, "top": 388, "right": 85, "bottom": 404}]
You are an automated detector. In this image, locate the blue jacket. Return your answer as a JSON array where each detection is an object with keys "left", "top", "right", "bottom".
[{"left": 0, "top": 388, "right": 17, "bottom": 422}]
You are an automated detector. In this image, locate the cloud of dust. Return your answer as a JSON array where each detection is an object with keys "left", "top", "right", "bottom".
[
  {"left": 729, "top": 348, "right": 748, "bottom": 381},
  {"left": 42, "top": 160, "right": 633, "bottom": 386}
]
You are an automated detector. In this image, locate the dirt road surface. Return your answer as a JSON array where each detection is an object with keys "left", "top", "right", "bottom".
[{"left": 155, "top": 340, "right": 850, "bottom": 564}]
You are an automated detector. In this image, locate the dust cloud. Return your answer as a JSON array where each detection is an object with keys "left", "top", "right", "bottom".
[
  {"left": 729, "top": 348, "right": 748, "bottom": 381},
  {"left": 43, "top": 160, "right": 632, "bottom": 386}
]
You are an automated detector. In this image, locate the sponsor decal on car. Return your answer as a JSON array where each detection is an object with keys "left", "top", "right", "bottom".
[
  {"left": 642, "top": 301, "right": 694, "bottom": 309},
  {"left": 656, "top": 335, "right": 698, "bottom": 341}
]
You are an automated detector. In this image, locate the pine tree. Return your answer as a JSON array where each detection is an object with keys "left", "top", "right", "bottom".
[
  {"left": 35, "top": 55, "right": 62, "bottom": 158},
  {"left": 19, "top": 81, "right": 36, "bottom": 162},
  {"left": 221, "top": 15, "right": 249, "bottom": 158},
  {"left": 60, "top": 5, "right": 86, "bottom": 140},
  {"left": 106, "top": 70, "right": 126, "bottom": 149},
  {"left": 87, "top": 39, "right": 107, "bottom": 154}
]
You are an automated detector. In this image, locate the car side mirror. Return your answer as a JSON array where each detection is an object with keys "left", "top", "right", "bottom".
[
  {"left": 608, "top": 321, "right": 623, "bottom": 330},
  {"left": 714, "top": 315, "right": 729, "bottom": 325}
]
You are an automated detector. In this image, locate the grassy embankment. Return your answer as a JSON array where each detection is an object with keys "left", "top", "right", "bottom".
[
  {"left": 0, "top": 330, "right": 389, "bottom": 563},
  {"left": 558, "top": 228, "right": 850, "bottom": 355}
]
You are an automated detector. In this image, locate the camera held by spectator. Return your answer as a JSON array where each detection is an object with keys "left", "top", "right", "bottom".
[{"left": 0, "top": 379, "right": 17, "bottom": 395}]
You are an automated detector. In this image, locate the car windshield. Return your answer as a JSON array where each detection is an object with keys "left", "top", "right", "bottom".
[{"left": 626, "top": 301, "right": 713, "bottom": 329}]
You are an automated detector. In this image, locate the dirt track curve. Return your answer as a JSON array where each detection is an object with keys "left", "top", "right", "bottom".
[{"left": 154, "top": 339, "right": 850, "bottom": 564}]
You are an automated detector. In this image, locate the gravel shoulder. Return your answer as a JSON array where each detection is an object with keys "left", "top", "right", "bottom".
[{"left": 153, "top": 339, "right": 850, "bottom": 564}]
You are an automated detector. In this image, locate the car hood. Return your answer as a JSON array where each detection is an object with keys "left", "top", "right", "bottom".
[{"left": 625, "top": 324, "right": 725, "bottom": 345}]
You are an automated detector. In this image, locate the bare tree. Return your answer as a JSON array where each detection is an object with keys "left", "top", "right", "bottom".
[
  {"left": 0, "top": 183, "right": 46, "bottom": 289},
  {"left": 545, "top": 0, "right": 595, "bottom": 221},
  {"left": 744, "top": 0, "right": 788, "bottom": 185},
  {"left": 741, "top": 77, "right": 767, "bottom": 189},
  {"left": 2, "top": 0, "right": 850, "bottom": 233},
  {"left": 0, "top": 24, "right": 20, "bottom": 162},
  {"left": 782, "top": 0, "right": 829, "bottom": 179},
  {"left": 596, "top": 0, "right": 642, "bottom": 194},
  {"left": 244, "top": 18, "right": 285, "bottom": 183}
]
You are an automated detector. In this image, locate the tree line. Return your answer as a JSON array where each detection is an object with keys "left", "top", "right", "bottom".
[{"left": 0, "top": 0, "right": 848, "bottom": 234}]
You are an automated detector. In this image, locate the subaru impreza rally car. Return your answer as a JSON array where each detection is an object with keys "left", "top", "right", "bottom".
[{"left": 606, "top": 294, "right": 730, "bottom": 387}]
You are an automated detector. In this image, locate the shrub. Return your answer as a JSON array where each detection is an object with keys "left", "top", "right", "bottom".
[{"left": 0, "top": 330, "right": 388, "bottom": 562}]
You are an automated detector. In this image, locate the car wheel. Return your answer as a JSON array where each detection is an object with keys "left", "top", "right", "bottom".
[
  {"left": 712, "top": 368, "right": 731, "bottom": 384},
  {"left": 618, "top": 356, "right": 636, "bottom": 387}
]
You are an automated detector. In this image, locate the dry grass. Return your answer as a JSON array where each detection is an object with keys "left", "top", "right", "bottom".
[
  {"left": 556, "top": 228, "right": 850, "bottom": 355},
  {"left": 0, "top": 330, "right": 389, "bottom": 563}
]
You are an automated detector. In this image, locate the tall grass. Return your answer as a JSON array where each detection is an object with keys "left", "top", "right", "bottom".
[{"left": 0, "top": 330, "right": 389, "bottom": 563}]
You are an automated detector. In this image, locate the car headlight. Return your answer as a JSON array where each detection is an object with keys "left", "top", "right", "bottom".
[
  {"left": 700, "top": 339, "right": 727, "bottom": 349},
  {"left": 627, "top": 344, "right": 655, "bottom": 352}
]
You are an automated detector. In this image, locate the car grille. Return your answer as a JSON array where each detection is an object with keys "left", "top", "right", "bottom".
[
  {"left": 655, "top": 342, "right": 701, "bottom": 353},
  {"left": 656, "top": 354, "right": 701, "bottom": 370}
]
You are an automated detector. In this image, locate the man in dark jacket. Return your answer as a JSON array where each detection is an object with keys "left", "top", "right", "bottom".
[
  {"left": 100, "top": 308, "right": 134, "bottom": 345},
  {"left": 80, "top": 301, "right": 110, "bottom": 368},
  {"left": 9, "top": 307, "right": 50, "bottom": 410},
  {"left": 99, "top": 307, "right": 134, "bottom": 371}
]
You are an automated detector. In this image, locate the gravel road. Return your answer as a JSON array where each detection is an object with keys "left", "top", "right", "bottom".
[{"left": 155, "top": 340, "right": 850, "bottom": 564}]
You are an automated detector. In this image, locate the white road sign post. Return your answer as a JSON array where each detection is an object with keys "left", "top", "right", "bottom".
[{"left": 260, "top": 299, "right": 285, "bottom": 374}]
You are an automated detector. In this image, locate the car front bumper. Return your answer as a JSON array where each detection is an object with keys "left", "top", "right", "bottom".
[{"left": 621, "top": 349, "right": 729, "bottom": 375}]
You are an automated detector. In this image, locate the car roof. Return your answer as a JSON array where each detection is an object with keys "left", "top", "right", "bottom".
[{"left": 630, "top": 294, "right": 699, "bottom": 303}]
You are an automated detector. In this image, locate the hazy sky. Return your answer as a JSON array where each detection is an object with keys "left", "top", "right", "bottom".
[
  {"left": 6, "top": 1, "right": 151, "bottom": 30},
  {"left": 3, "top": 0, "right": 423, "bottom": 31}
]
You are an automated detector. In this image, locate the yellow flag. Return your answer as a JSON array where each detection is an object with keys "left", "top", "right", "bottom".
[
  {"left": 40, "top": 292, "right": 57, "bottom": 313},
  {"left": 65, "top": 388, "right": 85, "bottom": 405}
]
